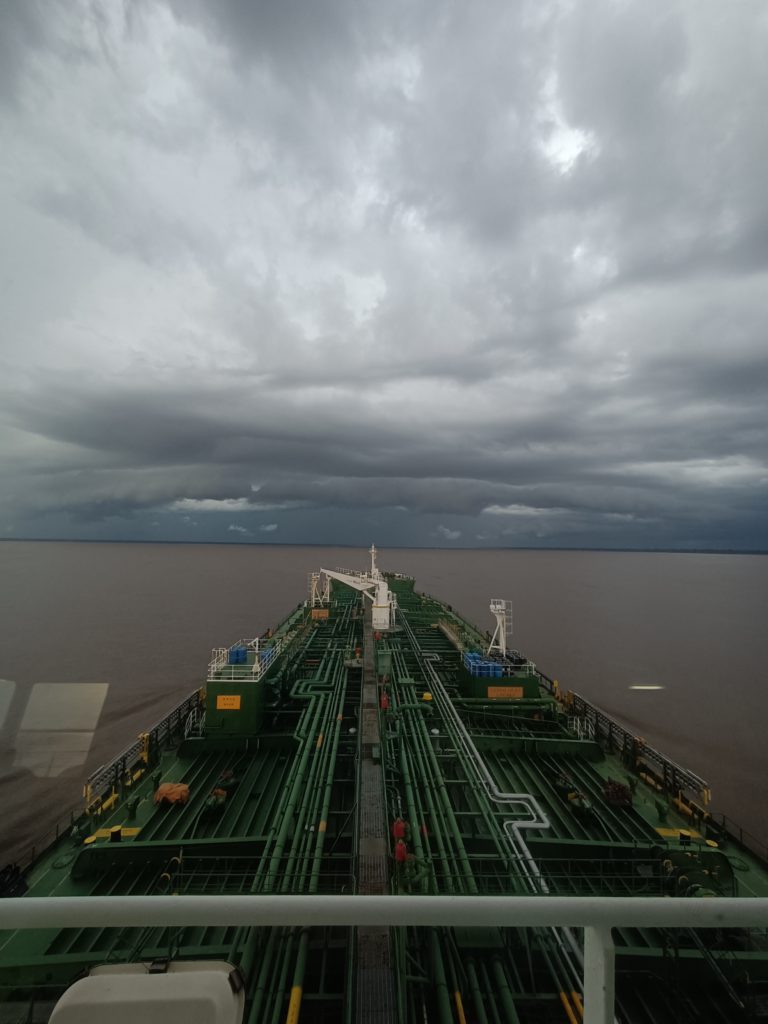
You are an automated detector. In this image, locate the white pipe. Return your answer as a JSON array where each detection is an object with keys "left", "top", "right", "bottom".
[{"left": 1, "top": 895, "right": 765, "bottom": 930}]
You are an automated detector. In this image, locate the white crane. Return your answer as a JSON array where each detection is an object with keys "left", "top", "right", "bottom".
[{"left": 320, "top": 545, "right": 394, "bottom": 630}]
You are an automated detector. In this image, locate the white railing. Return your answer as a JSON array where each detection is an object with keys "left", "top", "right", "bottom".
[
  {"left": 207, "top": 646, "right": 231, "bottom": 678},
  {"left": 569, "top": 715, "right": 596, "bottom": 741},
  {"left": 2, "top": 896, "right": 765, "bottom": 1024},
  {"left": 206, "top": 638, "right": 283, "bottom": 682}
]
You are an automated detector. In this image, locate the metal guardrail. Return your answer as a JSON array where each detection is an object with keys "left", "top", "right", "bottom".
[
  {"left": 534, "top": 672, "right": 768, "bottom": 863},
  {"left": 10, "top": 691, "right": 205, "bottom": 868},
  {"left": 207, "top": 638, "right": 283, "bottom": 682},
  {"left": 710, "top": 811, "right": 768, "bottom": 865},
  {"left": 554, "top": 687, "right": 709, "bottom": 799},
  {"left": 85, "top": 689, "right": 203, "bottom": 804},
  {"left": 573, "top": 693, "right": 708, "bottom": 797},
  {"left": 1, "top": 895, "right": 766, "bottom": 1024}
]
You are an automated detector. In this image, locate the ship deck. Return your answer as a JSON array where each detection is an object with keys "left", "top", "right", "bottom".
[{"left": 1, "top": 574, "right": 767, "bottom": 1023}]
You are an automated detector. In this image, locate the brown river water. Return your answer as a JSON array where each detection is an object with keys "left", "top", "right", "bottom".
[{"left": 0, "top": 541, "right": 766, "bottom": 865}]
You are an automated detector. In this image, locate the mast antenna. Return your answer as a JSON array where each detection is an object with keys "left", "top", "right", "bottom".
[{"left": 488, "top": 599, "right": 513, "bottom": 658}]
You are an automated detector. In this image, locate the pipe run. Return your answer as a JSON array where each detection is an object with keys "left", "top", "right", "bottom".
[{"left": 399, "top": 614, "right": 551, "bottom": 893}]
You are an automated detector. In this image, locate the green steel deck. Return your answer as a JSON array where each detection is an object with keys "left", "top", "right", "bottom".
[{"left": 1, "top": 573, "right": 767, "bottom": 1023}]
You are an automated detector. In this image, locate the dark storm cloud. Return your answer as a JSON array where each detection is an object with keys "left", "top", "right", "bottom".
[
  {"left": 166, "top": 0, "right": 371, "bottom": 70},
  {"left": 0, "top": 1, "right": 50, "bottom": 102},
  {"left": 1, "top": 0, "right": 767, "bottom": 549}
]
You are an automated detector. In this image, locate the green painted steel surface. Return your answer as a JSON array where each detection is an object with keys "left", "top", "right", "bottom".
[
  {"left": 0, "top": 569, "right": 766, "bottom": 1024},
  {"left": 206, "top": 679, "right": 265, "bottom": 736}
]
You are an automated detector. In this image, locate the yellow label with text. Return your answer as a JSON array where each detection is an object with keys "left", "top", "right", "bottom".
[
  {"left": 216, "top": 694, "right": 241, "bottom": 710},
  {"left": 487, "top": 686, "right": 524, "bottom": 699}
]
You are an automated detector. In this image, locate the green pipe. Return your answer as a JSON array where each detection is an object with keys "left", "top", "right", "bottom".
[
  {"left": 430, "top": 930, "right": 455, "bottom": 1024},
  {"left": 280, "top": 928, "right": 309, "bottom": 1024},
  {"left": 466, "top": 959, "right": 490, "bottom": 1024},
  {"left": 408, "top": 724, "right": 460, "bottom": 893},
  {"left": 477, "top": 961, "right": 503, "bottom": 1024},
  {"left": 442, "top": 931, "right": 468, "bottom": 1024},
  {"left": 281, "top": 685, "right": 337, "bottom": 891},
  {"left": 301, "top": 651, "right": 348, "bottom": 859},
  {"left": 309, "top": 683, "right": 345, "bottom": 893},
  {"left": 401, "top": 731, "right": 453, "bottom": 892},
  {"left": 397, "top": 739, "right": 430, "bottom": 895},
  {"left": 263, "top": 695, "right": 326, "bottom": 892},
  {"left": 237, "top": 695, "right": 326, "bottom": 977},
  {"left": 392, "top": 926, "right": 409, "bottom": 1022},
  {"left": 392, "top": 655, "right": 458, "bottom": 893},
  {"left": 262, "top": 638, "right": 351, "bottom": 1018},
  {"left": 454, "top": 698, "right": 553, "bottom": 707},
  {"left": 283, "top": 732, "right": 335, "bottom": 892},
  {"left": 399, "top": 634, "right": 480, "bottom": 894},
  {"left": 491, "top": 957, "right": 522, "bottom": 1024},
  {"left": 395, "top": 695, "right": 455, "bottom": 885},
  {"left": 405, "top": 644, "right": 520, "bottom": 885},
  {"left": 439, "top": 723, "right": 516, "bottom": 880},
  {"left": 410, "top": 702, "right": 478, "bottom": 895},
  {"left": 266, "top": 929, "right": 297, "bottom": 1024},
  {"left": 247, "top": 928, "right": 280, "bottom": 1023}
]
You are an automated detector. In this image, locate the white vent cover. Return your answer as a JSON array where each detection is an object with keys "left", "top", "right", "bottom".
[{"left": 49, "top": 961, "right": 244, "bottom": 1024}]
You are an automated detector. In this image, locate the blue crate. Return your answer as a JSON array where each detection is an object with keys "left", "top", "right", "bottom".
[{"left": 229, "top": 646, "right": 247, "bottom": 665}]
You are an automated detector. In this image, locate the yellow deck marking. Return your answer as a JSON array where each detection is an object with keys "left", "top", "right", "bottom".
[
  {"left": 87, "top": 827, "right": 142, "bottom": 841},
  {"left": 656, "top": 827, "right": 702, "bottom": 839}
]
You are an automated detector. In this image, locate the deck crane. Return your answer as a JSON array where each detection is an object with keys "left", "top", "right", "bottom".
[{"left": 321, "top": 544, "right": 395, "bottom": 630}]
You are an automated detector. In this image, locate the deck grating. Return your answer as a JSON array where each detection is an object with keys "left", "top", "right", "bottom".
[{"left": 355, "top": 613, "right": 396, "bottom": 1023}]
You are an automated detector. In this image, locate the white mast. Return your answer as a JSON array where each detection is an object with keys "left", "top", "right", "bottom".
[
  {"left": 488, "top": 599, "right": 513, "bottom": 658},
  {"left": 370, "top": 543, "right": 379, "bottom": 578},
  {"left": 308, "top": 572, "right": 330, "bottom": 607}
]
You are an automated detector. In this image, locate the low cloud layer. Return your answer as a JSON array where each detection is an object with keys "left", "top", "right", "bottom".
[{"left": 1, "top": 1, "right": 766, "bottom": 549}]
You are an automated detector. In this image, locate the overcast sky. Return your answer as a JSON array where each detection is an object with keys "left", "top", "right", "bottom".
[{"left": 1, "top": 1, "right": 767, "bottom": 550}]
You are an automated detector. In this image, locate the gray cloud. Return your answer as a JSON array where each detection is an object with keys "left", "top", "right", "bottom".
[{"left": 0, "top": 0, "right": 766, "bottom": 550}]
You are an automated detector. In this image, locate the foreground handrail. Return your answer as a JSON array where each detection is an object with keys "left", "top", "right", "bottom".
[
  {"left": 2, "top": 896, "right": 766, "bottom": 1024},
  {"left": 2, "top": 894, "right": 765, "bottom": 929}
]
